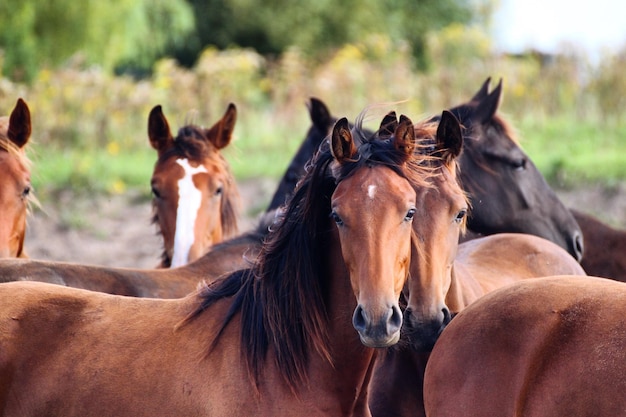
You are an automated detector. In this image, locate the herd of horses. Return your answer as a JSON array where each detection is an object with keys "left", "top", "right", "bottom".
[{"left": 0, "top": 77, "right": 625, "bottom": 416}]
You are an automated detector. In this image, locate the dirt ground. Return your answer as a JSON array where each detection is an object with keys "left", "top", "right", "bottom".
[{"left": 24, "top": 179, "right": 626, "bottom": 269}]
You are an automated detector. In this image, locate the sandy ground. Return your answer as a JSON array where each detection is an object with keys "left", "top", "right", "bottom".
[{"left": 23, "top": 179, "right": 626, "bottom": 269}]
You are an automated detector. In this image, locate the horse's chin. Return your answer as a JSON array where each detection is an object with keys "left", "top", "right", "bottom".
[{"left": 358, "top": 331, "right": 401, "bottom": 348}]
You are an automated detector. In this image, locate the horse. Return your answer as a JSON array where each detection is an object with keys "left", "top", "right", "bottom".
[
  {"left": 442, "top": 77, "right": 583, "bottom": 261},
  {"left": 367, "top": 110, "right": 586, "bottom": 417},
  {"left": 149, "top": 103, "right": 240, "bottom": 268},
  {"left": 0, "top": 111, "right": 429, "bottom": 416},
  {"left": 570, "top": 208, "right": 626, "bottom": 282},
  {"left": 423, "top": 275, "right": 626, "bottom": 417},
  {"left": 0, "top": 98, "right": 33, "bottom": 259},
  {"left": 271, "top": 88, "right": 583, "bottom": 262}
]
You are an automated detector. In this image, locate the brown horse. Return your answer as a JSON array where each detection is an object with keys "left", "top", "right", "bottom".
[
  {"left": 0, "top": 98, "right": 33, "bottom": 259},
  {"left": 424, "top": 275, "right": 626, "bottom": 417},
  {"left": 368, "top": 111, "right": 586, "bottom": 417},
  {"left": 0, "top": 113, "right": 424, "bottom": 416},
  {"left": 571, "top": 208, "right": 626, "bottom": 281},
  {"left": 149, "top": 103, "right": 240, "bottom": 267}
]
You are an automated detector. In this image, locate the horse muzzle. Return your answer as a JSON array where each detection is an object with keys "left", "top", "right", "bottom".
[{"left": 352, "top": 303, "right": 403, "bottom": 348}]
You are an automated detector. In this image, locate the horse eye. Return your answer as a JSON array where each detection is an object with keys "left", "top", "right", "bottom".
[
  {"left": 455, "top": 209, "right": 467, "bottom": 223},
  {"left": 331, "top": 211, "right": 344, "bottom": 226},
  {"left": 22, "top": 185, "right": 31, "bottom": 198},
  {"left": 511, "top": 158, "right": 526, "bottom": 170},
  {"left": 151, "top": 186, "right": 161, "bottom": 199},
  {"left": 215, "top": 186, "right": 224, "bottom": 196},
  {"left": 404, "top": 208, "right": 416, "bottom": 222}
]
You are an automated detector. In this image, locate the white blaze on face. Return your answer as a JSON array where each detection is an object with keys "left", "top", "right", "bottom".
[
  {"left": 367, "top": 184, "right": 377, "bottom": 200},
  {"left": 170, "top": 158, "right": 208, "bottom": 268}
]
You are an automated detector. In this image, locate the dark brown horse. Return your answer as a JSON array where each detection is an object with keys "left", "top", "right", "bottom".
[
  {"left": 368, "top": 109, "right": 586, "bottom": 417},
  {"left": 149, "top": 103, "right": 240, "bottom": 267},
  {"left": 267, "top": 97, "right": 334, "bottom": 211},
  {"left": 443, "top": 77, "right": 583, "bottom": 261},
  {"left": 424, "top": 275, "right": 626, "bottom": 417},
  {"left": 0, "top": 113, "right": 424, "bottom": 416},
  {"left": 0, "top": 98, "right": 33, "bottom": 258},
  {"left": 571, "top": 208, "right": 626, "bottom": 281}
]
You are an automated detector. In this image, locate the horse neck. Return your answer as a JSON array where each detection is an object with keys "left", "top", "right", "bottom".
[{"left": 301, "top": 226, "right": 377, "bottom": 415}]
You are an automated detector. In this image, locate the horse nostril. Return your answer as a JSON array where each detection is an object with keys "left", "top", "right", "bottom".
[
  {"left": 573, "top": 231, "right": 584, "bottom": 262},
  {"left": 352, "top": 305, "right": 367, "bottom": 333},
  {"left": 442, "top": 307, "right": 452, "bottom": 325},
  {"left": 388, "top": 305, "right": 403, "bottom": 333}
]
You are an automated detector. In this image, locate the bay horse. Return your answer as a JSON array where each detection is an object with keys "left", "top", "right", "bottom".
[
  {"left": 368, "top": 110, "right": 586, "bottom": 417},
  {"left": 424, "top": 275, "right": 626, "bottom": 417},
  {"left": 149, "top": 103, "right": 240, "bottom": 268},
  {"left": 0, "top": 112, "right": 426, "bottom": 416},
  {"left": 0, "top": 98, "right": 33, "bottom": 258}
]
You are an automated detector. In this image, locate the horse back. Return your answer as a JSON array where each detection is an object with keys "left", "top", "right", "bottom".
[{"left": 424, "top": 275, "right": 626, "bottom": 416}]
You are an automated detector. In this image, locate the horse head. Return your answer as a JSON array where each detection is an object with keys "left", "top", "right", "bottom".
[{"left": 148, "top": 104, "right": 240, "bottom": 268}]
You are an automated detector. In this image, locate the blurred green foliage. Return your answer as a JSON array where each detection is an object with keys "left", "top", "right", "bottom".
[
  {"left": 0, "top": 21, "right": 624, "bottom": 206},
  {"left": 0, "top": 0, "right": 194, "bottom": 82},
  {"left": 1, "top": 0, "right": 474, "bottom": 81}
]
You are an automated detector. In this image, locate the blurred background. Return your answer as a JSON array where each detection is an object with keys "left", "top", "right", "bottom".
[{"left": 1, "top": 0, "right": 625, "bottom": 266}]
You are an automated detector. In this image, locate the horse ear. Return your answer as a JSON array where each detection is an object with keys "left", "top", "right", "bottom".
[
  {"left": 206, "top": 103, "right": 237, "bottom": 150},
  {"left": 148, "top": 105, "right": 174, "bottom": 155},
  {"left": 7, "top": 98, "right": 31, "bottom": 149},
  {"left": 308, "top": 97, "right": 333, "bottom": 134},
  {"left": 393, "top": 115, "right": 416, "bottom": 156},
  {"left": 436, "top": 110, "right": 463, "bottom": 164},
  {"left": 379, "top": 111, "right": 398, "bottom": 140},
  {"left": 474, "top": 78, "right": 502, "bottom": 124},
  {"left": 330, "top": 117, "right": 357, "bottom": 163},
  {"left": 471, "top": 77, "right": 491, "bottom": 102}
]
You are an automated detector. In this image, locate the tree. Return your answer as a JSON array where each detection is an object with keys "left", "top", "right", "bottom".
[
  {"left": 172, "top": 0, "right": 475, "bottom": 68},
  {"left": 0, "top": 0, "right": 194, "bottom": 82}
]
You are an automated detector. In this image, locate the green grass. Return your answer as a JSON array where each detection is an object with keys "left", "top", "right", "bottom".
[
  {"left": 28, "top": 110, "right": 626, "bottom": 208},
  {"left": 29, "top": 111, "right": 310, "bottom": 205},
  {"left": 517, "top": 116, "right": 626, "bottom": 187}
]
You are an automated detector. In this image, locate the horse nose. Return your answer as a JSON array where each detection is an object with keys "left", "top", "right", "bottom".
[
  {"left": 403, "top": 306, "right": 452, "bottom": 352},
  {"left": 352, "top": 304, "right": 403, "bottom": 348},
  {"left": 571, "top": 230, "right": 584, "bottom": 262}
]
